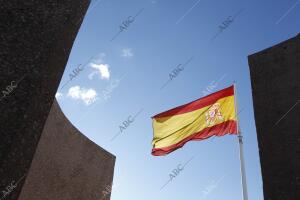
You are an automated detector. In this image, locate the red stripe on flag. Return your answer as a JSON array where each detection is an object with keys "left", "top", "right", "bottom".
[{"left": 152, "top": 85, "right": 234, "bottom": 118}]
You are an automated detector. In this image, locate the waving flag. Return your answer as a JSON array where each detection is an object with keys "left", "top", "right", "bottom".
[{"left": 151, "top": 85, "right": 238, "bottom": 156}]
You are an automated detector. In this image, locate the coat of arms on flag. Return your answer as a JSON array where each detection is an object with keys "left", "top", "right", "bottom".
[{"left": 205, "top": 103, "right": 224, "bottom": 127}]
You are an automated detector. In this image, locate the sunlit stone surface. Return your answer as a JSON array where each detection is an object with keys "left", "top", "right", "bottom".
[{"left": 18, "top": 100, "right": 115, "bottom": 200}]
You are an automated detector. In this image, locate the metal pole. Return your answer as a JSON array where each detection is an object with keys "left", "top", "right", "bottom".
[{"left": 233, "top": 82, "right": 249, "bottom": 200}]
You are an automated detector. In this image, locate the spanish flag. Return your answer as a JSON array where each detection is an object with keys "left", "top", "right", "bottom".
[{"left": 151, "top": 85, "right": 238, "bottom": 156}]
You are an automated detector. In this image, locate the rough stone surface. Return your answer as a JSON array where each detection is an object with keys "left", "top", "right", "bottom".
[
  {"left": 248, "top": 34, "right": 300, "bottom": 200},
  {"left": 0, "top": 1, "right": 90, "bottom": 199},
  {"left": 18, "top": 100, "right": 115, "bottom": 200}
]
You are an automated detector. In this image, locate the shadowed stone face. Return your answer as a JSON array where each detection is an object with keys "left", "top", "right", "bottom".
[
  {"left": 248, "top": 34, "right": 300, "bottom": 200},
  {"left": 0, "top": 1, "right": 91, "bottom": 199}
]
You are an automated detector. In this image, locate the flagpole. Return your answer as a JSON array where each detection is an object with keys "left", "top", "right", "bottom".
[{"left": 233, "top": 82, "right": 249, "bottom": 200}]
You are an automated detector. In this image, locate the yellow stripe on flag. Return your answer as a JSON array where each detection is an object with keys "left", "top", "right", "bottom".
[{"left": 152, "top": 95, "right": 236, "bottom": 149}]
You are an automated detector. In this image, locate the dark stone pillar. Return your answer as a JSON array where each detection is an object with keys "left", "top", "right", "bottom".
[
  {"left": 0, "top": 1, "right": 91, "bottom": 199},
  {"left": 248, "top": 34, "right": 300, "bottom": 200}
]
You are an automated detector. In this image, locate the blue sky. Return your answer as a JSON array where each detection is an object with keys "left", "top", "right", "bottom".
[{"left": 56, "top": 0, "right": 300, "bottom": 199}]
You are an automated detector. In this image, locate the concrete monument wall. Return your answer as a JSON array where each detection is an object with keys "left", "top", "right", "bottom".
[
  {"left": 18, "top": 100, "right": 115, "bottom": 200},
  {"left": 0, "top": 1, "right": 116, "bottom": 199},
  {"left": 248, "top": 34, "right": 300, "bottom": 200}
]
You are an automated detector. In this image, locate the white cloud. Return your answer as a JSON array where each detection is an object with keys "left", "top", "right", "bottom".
[
  {"left": 89, "top": 63, "right": 110, "bottom": 80},
  {"left": 67, "top": 86, "right": 98, "bottom": 105},
  {"left": 55, "top": 92, "right": 63, "bottom": 99},
  {"left": 121, "top": 48, "right": 134, "bottom": 58}
]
